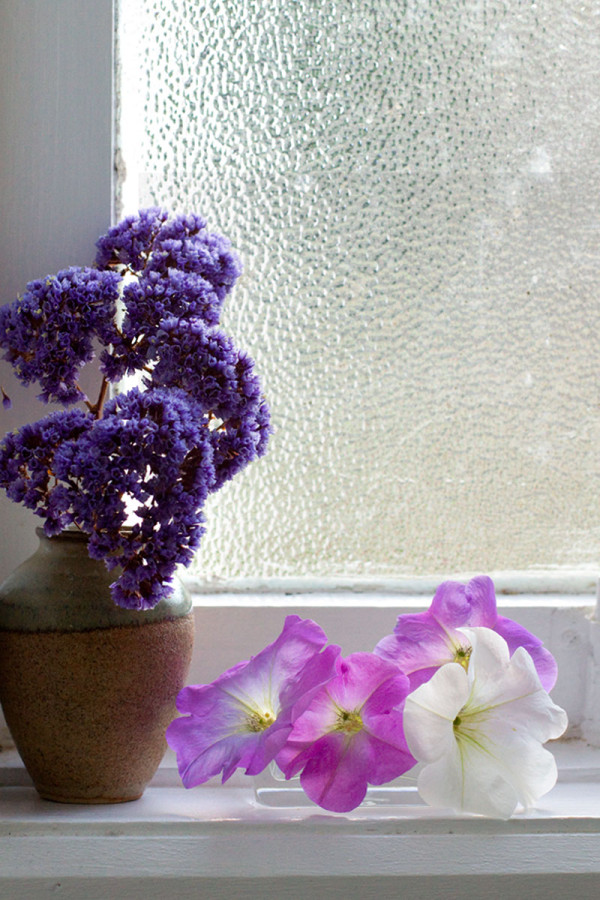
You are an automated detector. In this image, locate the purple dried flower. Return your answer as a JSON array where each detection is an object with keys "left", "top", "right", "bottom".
[
  {"left": 147, "top": 228, "right": 242, "bottom": 301},
  {"left": 53, "top": 387, "right": 216, "bottom": 609},
  {"left": 0, "top": 208, "right": 270, "bottom": 609},
  {"left": 96, "top": 208, "right": 242, "bottom": 303},
  {"left": 95, "top": 207, "right": 169, "bottom": 270},
  {"left": 147, "top": 317, "right": 271, "bottom": 488},
  {"left": 101, "top": 270, "right": 224, "bottom": 380},
  {"left": 0, "top": 267, "right": 121, "bottom": 405},
  {"left": 210, "top": 398, "right": 271, "bottom": 491},
  {"left": 0, "top": 408, "right": 94, "bottom": 532},
  {"left": 149, "top": 318, "right": 263, "bottom": 418}
]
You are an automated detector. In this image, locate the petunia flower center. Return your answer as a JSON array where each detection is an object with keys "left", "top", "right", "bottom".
[
  {"left": 452, "top": 704, "right": 489, "bottom": 748},
  {"left": 334, "top": 708, "right": 363, "bottom": 735},
  {"left": 245, "top": 708, "right": 276, "bottom": 733},
  {"left": 453, "top": 645, "right": 472, "bottom": 670}
]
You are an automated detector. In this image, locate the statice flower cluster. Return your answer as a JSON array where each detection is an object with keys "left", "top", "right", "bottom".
[
  {"left": 0, "top": 268, "right": 121, "bottom": 404},
  {"left": 167, "top": 577, "right": 567, "bottom": 817},
  {"left": 0, "top": 209, "right": 270, "bottom": 609}
]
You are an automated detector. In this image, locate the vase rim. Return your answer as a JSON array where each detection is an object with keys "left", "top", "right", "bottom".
[
  {"left": 35, "top": 526, "right": 90, "bottom": 543},
  {"left": 35, "top": 526, "right": 136, "bottom": 543}
]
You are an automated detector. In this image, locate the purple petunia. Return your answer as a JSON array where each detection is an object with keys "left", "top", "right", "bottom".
[
  {"left": 166, "top": 616, "right": 341, "bottom": 785},
  {"left": 374, "top": 576, "right": 558, "bottom": 691}
]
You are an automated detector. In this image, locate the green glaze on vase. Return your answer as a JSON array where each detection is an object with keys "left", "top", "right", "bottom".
[{"left": 0, "top": 529, "right": 195, "bottom": 803}]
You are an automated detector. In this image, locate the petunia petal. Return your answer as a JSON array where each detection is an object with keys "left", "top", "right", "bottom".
[
  {"left": 221, "top": 614, "right": 330, "bottom": 712},
  {"left": 406, "top": 628, "right": 567, "bottom": 818},
  {"left": 299, "top": 731, "right": 372, "bottom": 812},
  {"left": 360, "top": 720, "right": 416, "bottom": 785},
  {"left": 429, "top": 576, "right": 498, "bottom": 628},
  {"left": 167, "top": 615, "right": 337, "bottom": 785},
  {"left": 279, "top": 642, "right": 342, "bottom": 714},
  {"left": 494, "top": 615, "right": 558, "bottom": 691},
  {"left": 475, "top": 646, "right": 568, "bottom": 744},
  {"left": 471, "top": 723, "right": 561, "bottom": 810},
  {"left": 374, "top": 614, "right": 458, "bottom": 686},
  {"left": 278, "top": 652, "right": 416, "bottom": 802},
  {"left": 377, "top": 577, "right": 556, "bottom": 694},
  {"left": 325, "top": 652, "right": 406, "bottom": 712},
  {"left": 459, "top": 576, "right": 498, "bottom": 627},
  {"left": 403, "top": 662, "right": 469, "bottom": 763},
  {"left": 417, "top": 736, "right": 520, "bottom": 819},
  {"left": 361, "top": 669, "right": 411, "bottom": 718},
  {"left": 282, "top": 687, "right": 339, "bottom": 744},
  {"left": 166, "top": 715, "right": 255, "bottom": 786},
  {"left": 458, "top": 628, "right": 563, "bottom": 728}
]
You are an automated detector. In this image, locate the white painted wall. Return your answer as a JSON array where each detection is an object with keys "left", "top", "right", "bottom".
[{"left": 0, "top": 0, "right": 113, "bottom": 583}]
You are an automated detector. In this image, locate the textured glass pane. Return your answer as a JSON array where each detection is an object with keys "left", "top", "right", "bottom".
[{"left": 117, "top": 0, "right": 600, "bottom": 579}]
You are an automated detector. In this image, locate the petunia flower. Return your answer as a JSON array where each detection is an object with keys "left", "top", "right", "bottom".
[
  {"left": 403, "top": 627, "right": 567, "bottom": 819},
  {"left": 277, "top": 652, "right": 416, "bottom": 813},
  {"left": 166, "top": 616, "right": 340, "bottom": 786},
  {"left": 374, "top": 575, "right": 557, "bottom": 691}
]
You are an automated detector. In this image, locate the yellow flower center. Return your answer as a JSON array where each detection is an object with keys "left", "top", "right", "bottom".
[
  {"left": 334, "top": 709, "right": 363, "bottom": 735},
  {"left": 246, "top": 709, "right": 276, "bottom": 733},
  {"left": 453, "top": 645, "right": 472, "bottom": 670}
]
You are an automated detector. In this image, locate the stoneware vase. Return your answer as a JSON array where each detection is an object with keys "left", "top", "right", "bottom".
[{"left": 0, "top": 528, "right": 195, "bottom": 804}]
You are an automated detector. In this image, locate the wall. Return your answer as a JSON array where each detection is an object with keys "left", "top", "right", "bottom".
[{"left": 0, "top": 0, "right": 114, "bottom": 583}]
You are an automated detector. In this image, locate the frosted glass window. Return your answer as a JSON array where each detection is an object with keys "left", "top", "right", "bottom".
[{"left": 117, "top": 0, "right": 600, "bottom": 579}]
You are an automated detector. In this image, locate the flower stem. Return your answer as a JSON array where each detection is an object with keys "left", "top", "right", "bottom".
[{"left": 85, "top": 377, "right": 109, "bottom": 419}]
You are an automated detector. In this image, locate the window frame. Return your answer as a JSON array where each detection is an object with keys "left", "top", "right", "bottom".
[
  {"left": 0, "top": 0, "right": 599, "bottom": 745},
  {"left": 2, "top": 10, "right": 600, "bottom": 894}
]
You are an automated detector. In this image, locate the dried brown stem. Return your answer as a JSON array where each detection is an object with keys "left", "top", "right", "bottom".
[{"left": 84, "top": 377, "right": 109, "bottom": 419}]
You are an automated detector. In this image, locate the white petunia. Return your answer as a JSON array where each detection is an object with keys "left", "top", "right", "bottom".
[{"left": 403, "top": 626, "right": 568, "bottom": 818}]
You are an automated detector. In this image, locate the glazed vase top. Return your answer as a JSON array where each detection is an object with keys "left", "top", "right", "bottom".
[{"left": 0, "top": 529, "right": 192, "bottom": 632}]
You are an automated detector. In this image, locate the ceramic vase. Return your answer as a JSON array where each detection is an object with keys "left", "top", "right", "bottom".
[{"left": 0, "top": 528, "right": 194, "bottom": 803}]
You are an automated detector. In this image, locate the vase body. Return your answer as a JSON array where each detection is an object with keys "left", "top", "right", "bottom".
[{"left": 0, "top": 529, "right": 194, "bottom": 803}]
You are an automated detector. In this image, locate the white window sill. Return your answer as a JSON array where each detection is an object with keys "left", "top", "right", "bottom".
[
  {"left": 1, "top": 586, "right": 599, "bottom": 897},
  {"left": 0, "top": 741, "right": 599, "bottom": 898}
]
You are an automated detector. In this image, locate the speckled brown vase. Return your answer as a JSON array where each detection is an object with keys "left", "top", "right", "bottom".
[{"left": 0, "top": 529, "right": 195, "bottom": 804}]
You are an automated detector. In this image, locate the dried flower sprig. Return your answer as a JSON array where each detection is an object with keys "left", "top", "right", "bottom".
[{"left": 0, "top": 209, "right": 271, "bottom": 609}]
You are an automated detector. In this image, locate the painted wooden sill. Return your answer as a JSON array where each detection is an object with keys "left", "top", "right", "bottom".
[{"left": 0, "top": 741, "right": 599, "bottom": 897}]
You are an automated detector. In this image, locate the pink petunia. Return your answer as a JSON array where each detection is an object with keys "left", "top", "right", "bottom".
[{"left": 277, "top": 652, "right": 416, "bottom": 812}]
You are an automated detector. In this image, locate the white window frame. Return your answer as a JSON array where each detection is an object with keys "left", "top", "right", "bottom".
[
  {"left": 1, "top": 0, "right": 599, "bottom": 742},
  {"left": 1, "top": 2, "right": 600, "bottom": 893}
]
